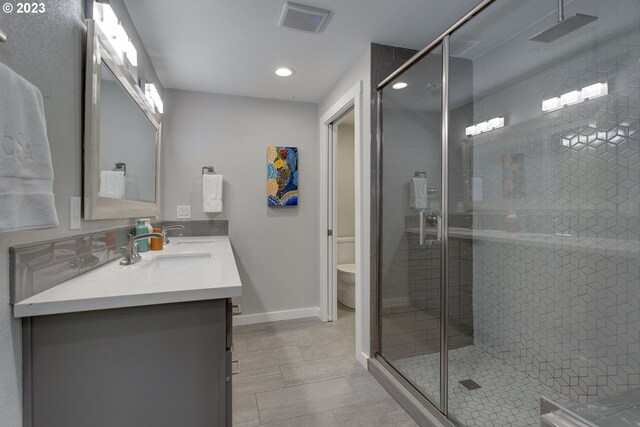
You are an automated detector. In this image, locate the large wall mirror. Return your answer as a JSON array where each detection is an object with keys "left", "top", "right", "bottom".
[{"left": 84, "top": 19, "right": 161, "bottom": 220}]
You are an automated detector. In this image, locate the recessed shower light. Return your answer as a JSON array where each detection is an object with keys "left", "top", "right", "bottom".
[
  {"left": 392, "top": 82, "right": 408, "bottom": 90},
  {"left": 275, "top": 67, "right": 294, "bottom": 77}
]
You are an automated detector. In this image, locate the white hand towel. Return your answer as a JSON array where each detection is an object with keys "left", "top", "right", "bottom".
[
  {"left": 0, "top": 63, "right": 59, "bottom": 232},
  {"left": 98, "top": 171, "right": 125, "bottom": 199},
  {"left": 203, "top": 174, "right": 223, "bottom": 213},
  {"left": 472, "top": 177, "right": 483, "bottom": 202},
  {"left": 409, "top": 177, "right": 428, "bottom": 209}
]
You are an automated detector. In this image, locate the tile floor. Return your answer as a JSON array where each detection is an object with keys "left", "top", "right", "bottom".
[
  {"left": 394, "top": 345, "right": 572, "bottom": 427},
  {"left": 232, "top": 305, "right": 417, "bottom": 426}
]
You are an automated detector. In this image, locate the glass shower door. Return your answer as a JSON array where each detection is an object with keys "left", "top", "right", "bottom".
[
  {"left": 378, "top": 44, "right": 444, "bottom": 410},
  {"left": 445, "top": 0, "right": 640, "bottom": 425}
]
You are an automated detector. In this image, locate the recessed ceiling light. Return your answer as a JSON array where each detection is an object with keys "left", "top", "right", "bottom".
[
  {"left": 392, "top": 82, "right": 408, "bottom": 90},
  {"left": 275, "top": 67, "right": 294, "bottom": 77}
]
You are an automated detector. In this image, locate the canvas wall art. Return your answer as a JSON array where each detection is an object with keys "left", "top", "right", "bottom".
[
  {"left": 502, "top": 152, "right": 524, "bottom": 198},
  {"left": 267, "top": 146, "right": 298, "bottom": 206}
]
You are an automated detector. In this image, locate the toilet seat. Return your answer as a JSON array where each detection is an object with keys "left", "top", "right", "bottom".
[{"left": 337, "top": 263, "right": 356, "bottom": 275}]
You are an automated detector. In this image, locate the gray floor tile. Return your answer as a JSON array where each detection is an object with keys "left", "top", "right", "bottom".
[
  {"left": 334, "top": 406, "right": 417, "bottom": 427},
  {"left": 332, "top": 397, "right": 417, "bottom": 427},
  {"left": 234, "top": 345, "right": 304, "bottom": 370},
  {"left": 259, "top": 410, "right": 339, "bottom": 427},
  {"left": 298, "top": 338, "right": 355, "bottom": 361},
  {"left": 233, "top": 393, "right": 260, "bottom": 427},
  {"left": 279, "top": 354, "right": 365, "bottom": 386},
  {"left": 233, "top": 365, "right": 286, "bottom": 397},
  {"left": 256, "top": 377, "right": 354, "bottom": 423},
  {"left": 232, "top": 305, "right": 415, "bottom": 426},
  {"left": 244, "top": 330, "right": 321, "bottom": 352}
]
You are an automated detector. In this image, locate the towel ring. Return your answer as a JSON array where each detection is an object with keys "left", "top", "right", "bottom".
[
  {"left": 115, "top": 162, "right": 126, "bottom": 175},
  {"left": 202, "top": 166, "right": 215, "bottom": 175}
]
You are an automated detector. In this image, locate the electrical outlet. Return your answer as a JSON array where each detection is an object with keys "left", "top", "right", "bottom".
[
  {"left": 70, "top": 196, "right": 81, "bottom": 230},
  {"left": 177, "top": 205, "right": 191, "bottom": 219}
]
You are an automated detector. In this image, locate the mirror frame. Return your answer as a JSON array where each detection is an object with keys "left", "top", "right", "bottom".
[{"left": 83, "top": 19, "right": 162, "bottom": 220}]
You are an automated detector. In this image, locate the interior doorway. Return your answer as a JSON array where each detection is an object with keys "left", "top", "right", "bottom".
[
  {"left": 319, "top": 81, "right": 367, "bottom": 367},
  {"left": 333, "top": 110, "right": 356, "bottom": 318}
]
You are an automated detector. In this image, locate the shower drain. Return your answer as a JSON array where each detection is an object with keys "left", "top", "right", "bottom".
[{"left": 459, "top": 379, "right": 482, "bottom": 390}]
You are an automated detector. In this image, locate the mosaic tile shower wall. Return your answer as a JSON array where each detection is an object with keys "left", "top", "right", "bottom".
[{"left": 469, "top": 26, "right": 640, "bottom": 404}]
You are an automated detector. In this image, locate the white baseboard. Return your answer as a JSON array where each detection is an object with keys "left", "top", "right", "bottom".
[
  {"left": 232, "top": 307, "right": 320, "bottom": 326},
  {"left": 357, "top": 351, "right": 369, "bottom": 369}
]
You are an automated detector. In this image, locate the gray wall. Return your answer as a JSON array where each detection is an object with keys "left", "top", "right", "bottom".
[
  {"left": 161, "top": 89, "right": 319, "bottom": 316},
  {"left": 0, "top": 1, "right": 163, "bottom": 424},
  {"left": 337, "top": 124, "right": 355, "bottom": 238}
]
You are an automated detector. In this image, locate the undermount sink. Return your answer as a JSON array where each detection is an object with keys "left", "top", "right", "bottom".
[{"left": 144, "top": 253, "right": 212, "bottom": 269}]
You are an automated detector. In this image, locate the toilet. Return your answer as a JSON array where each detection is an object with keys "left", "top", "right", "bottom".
[{"left": 337, "top": 237, "right": 356, "bottom": 309}]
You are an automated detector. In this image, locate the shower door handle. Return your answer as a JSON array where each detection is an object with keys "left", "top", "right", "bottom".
[
  {"left": 437, "top": 215, "right": 442, "bottom": 241},
  {"left": 419, "top": 210, "right": 425, "bottom": 245}
]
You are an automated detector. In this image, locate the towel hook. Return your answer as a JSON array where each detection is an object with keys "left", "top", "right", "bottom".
[
  {"left": 202, "top": 166, "right": 215, "bottom": 175},
  {"left": 115, "top": 162, "right": 126, "bottom": 175},
  {"left": 0, "top": 28, "right": 6, "bottom": 43},
  {"left": 414, "top": 171, "right": 427, "bottom": 178}
]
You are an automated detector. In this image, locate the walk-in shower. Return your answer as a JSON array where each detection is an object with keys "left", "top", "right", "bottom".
[{"left": 374, "top": 0, "right": 640, "bottom": 425}]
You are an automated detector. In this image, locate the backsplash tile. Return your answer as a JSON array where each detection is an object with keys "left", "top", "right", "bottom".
[{"left": 10, "top": 220, "right": 229, "bottom": 305}]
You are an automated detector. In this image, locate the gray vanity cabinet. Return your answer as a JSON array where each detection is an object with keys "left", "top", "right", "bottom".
[{"left": 23, "top": 299, "right": 233, "bottom": 427}]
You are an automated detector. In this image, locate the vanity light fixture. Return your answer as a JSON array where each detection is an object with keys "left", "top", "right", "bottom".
[
  {"left": 93, "top": 2, "right": 138, "bottom": 69},
  {"left": 581, "top": 82, "right": 608, "bottom": 100},
  {"left": 465, "top": 117, "right": 504, "bottom": 136},
  {"left": 542, "top": 82, "right": 608, "bottom": 113},
  {"left": 275, "top": 67, "right": 294, "bottom": 77},
  {"left": 124, "top": 40, "right": 138, "bottom": 67},
  {"left": 145, "top": 83, "right": 163, "bottom": 114},
  {"left": 541, "top": 97, "right": 562, "bottom": 112},
  {"left": 560, "top": 90, "right": 582, "bottom": 106},
  {"left": 392, "top": 82, "right": 408, "bottom": 90}
]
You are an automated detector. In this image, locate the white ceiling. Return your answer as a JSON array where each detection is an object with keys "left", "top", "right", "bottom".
[{"left": 122, "top": 0, "right": 480, "bottom": 103}]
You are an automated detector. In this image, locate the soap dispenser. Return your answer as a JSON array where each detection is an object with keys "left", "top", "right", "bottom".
[{"left": 135, "top": 219, "right": 149, "bottom": 252}]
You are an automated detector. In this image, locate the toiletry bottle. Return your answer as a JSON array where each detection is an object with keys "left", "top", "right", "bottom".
[
  {"left": 150, "top": 227, "right": 164, "bottom": 251},
  {"left": 143, "top": 218, "right": 153, "bottom": 245},
  {"left": 135, "top": 219, "right": 149, "bottom": 252}
]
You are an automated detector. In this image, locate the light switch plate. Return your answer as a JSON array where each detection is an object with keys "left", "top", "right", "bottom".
[
  {"left": 457, "top": 201, "right": 465, "bottom": 213},
  {"left": 70, "top": 196, "right": 81, "bottom": 230},
  {"left": 177, "top": 205, "right": 191, "bottom": 219}
]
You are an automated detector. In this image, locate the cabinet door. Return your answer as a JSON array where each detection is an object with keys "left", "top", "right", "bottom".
[{"left": 28, "top": 300, "right": 228, "bottom": 427}]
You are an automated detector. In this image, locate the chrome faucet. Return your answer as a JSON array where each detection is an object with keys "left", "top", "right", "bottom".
[
  {"left": 120, "top": 233, "right": 165, "bottom": 265},
  {"left": 162, "top": 225, "right": 184, "bottom": 244}
]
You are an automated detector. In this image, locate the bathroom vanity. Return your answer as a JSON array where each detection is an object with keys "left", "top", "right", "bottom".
[{"left": 13, "top": 236, "right": 241, "bottom": 427}]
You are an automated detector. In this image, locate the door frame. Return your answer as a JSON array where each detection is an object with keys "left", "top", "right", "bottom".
[{"left": 319, "top": 81, "right": 368, "bottom": 368}]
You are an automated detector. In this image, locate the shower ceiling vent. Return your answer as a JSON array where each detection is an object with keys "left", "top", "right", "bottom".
[{"left": 278, "top": 1, "right": 331, "bottom": 33}]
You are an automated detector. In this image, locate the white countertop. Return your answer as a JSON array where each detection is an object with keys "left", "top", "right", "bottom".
[
  {"left": 14, "top": 236, "right": 242, "bottom": 318},
  {"left": 406, "top": 227, "right": 639, "bottom": 258}
]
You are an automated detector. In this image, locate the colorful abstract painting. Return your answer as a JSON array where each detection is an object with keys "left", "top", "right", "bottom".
[
  {"left": 502, "top": 152, "right": 525, "bottom": 198},
  {"left": 267, "top": 146, "right": 298, "bottom": 206}
]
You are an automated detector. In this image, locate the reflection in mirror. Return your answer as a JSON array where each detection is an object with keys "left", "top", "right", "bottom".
[
  {"left": 84, "top": 19, "right": 161, "bottom": 220},
  {"left": 99, "top": 62, "right": 157, "bottom": 203}
]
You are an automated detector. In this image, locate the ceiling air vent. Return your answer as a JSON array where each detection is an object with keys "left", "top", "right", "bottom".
[{"left": 278, "top": 2, "right": 331, "bottom": 33}]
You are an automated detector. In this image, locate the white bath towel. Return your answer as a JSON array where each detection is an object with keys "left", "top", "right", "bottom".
[
  {"left": 203, "top": 174, "right": 223, "bottom": 213},
  {"left": 409, "top": 177, "right": 428, "bottom": 209},
  {"left": 0, "top": 63, "right": 59, "bottom": 232},
  {"left": 98, "top": 171, "right": 125, "bottom": 199}
]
